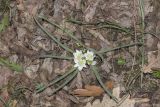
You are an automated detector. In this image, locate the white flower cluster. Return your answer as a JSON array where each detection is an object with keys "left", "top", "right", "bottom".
[{"left": 73, "top": 50, "right": 96, "bottom": 71}]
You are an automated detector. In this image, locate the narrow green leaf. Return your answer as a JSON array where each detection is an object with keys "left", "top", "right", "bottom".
[
  {"left": 91, "top": 66, "right": 119, "bottom": 103},
  {"left": 39, "top": 55, "right": 73, "bottom": 60},
  {"left": 50, "top": 70, "right": 78, "bottom": 95},
  {"left": 36, "top": 67, "right": 76, "bottom": 93},
  {"left": 38, "top": 16, "right": 84, "bottom": 46},
  {"left": 0, "top": 57, "right": 23, "bottom": 72},
  {"left": 0, "top": 14, "right": 9, "bottom": 32},
  {"left": 33, "top": 16, "right": 73, "bottom": 53},
  {"left": 97, "top": 42, "right": 142, "bottom": 54}
]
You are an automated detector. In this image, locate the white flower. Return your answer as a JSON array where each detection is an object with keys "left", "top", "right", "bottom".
[
  {"left": 84, "top": 50, "right": 95, "bottom": 61},
  {"left": 84, "top": 50, "right": 96, "bottom": 65},
  {"left": 74, "top": 59, "right": 86, "bottom": 71},
  {"left": 73, "top": 50, "right": 86, "bottom": 71},
  {"left": 73, "top": 50, "right": 84, "bottom": 63},
  {"left": 73, "top": 50, "right": 96, "bottom": 71},
  {"left": 91, "top": 61, "right": 97, "bottom": 65}
]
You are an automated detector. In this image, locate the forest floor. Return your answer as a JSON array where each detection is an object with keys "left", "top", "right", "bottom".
[{"left": 0, "top": 0, "right": 160, "bottom": 107}]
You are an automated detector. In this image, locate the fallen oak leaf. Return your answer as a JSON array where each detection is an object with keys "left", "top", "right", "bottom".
[{"left": 72, "top": 81, "right": 113, "bottom": 97}]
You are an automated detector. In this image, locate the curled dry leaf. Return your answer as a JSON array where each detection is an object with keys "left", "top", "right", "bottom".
[{"left": 72, "top": 81, "right": 113, "bottom": 97}]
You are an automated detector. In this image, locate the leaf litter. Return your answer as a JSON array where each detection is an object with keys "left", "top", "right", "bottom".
[{"left": 0, "top": 0, "right": 160, "bottom": 106}]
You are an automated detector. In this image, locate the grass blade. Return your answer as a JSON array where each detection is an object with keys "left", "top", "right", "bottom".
[
  {"left": 36, "top": 16, "right": 104, "bottom": 60},
  {"left": 36, "top": 67, "right": 76, "bottom": 93},
  {"left": 97, "top": 25, "right": 133, "bottom": 36},
  {"left": 97, "top": 42, "right": 142, "bottom": 54},
  {"left": 91, "top": 66, "right": 118, "bottom": 103},
  {"left": 38, "top": 16, "right": 99, "bottom": 52},
  {"left": 67, "top": 19, "right": 133, "bottom": 36},
  {"left": 39, "top": 55, "right": 73, "bottom": 60},
  {"left": 49, "top": 69, "right": 78, "bottom": 95},
  {"left": 0, "top": 57, "right": 23, "bottom": 72},
  {"left": 139, "top": 0, "right": 145, "bottom": 88},
  {"left": 33, "top": 16, "right": 73, "bottom": 53},
  {"left": 0, "top": 14, "right": 9, "bottom": 32},
  {"left": 38, "top": 16, "right": 84, "bottom": 46}
]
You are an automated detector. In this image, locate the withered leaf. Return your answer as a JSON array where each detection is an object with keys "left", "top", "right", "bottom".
[{"left": 72, "top": 81, "right": 113, "bottom": 97}]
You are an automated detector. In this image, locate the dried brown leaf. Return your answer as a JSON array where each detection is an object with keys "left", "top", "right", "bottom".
[
  {"left": 72, "top": 81, "right": 114, "bottom": 97},
  {"left": 72, "top": 85, "right": 103, "bottom": 97}
]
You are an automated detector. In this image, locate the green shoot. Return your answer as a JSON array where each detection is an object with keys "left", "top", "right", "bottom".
[
  {"left": 0, "top": 57, "right": 23, "bottom": 72},
  {"left": 152, "top": 71, "right": 160, "bottom": 79},
  {"left": 117, "top": 57, "right": 126, "bottom": 65}
]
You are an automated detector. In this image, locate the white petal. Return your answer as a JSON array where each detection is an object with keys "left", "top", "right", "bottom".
[
  {"left": 78, "top": 66, "right": 83, "bottom": 71},
  {"left": 74, "top": 63, "right": 78, "bottom": 67},
  {"left": 91, "top": 61, "right": 97, "bottom": 65}
]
